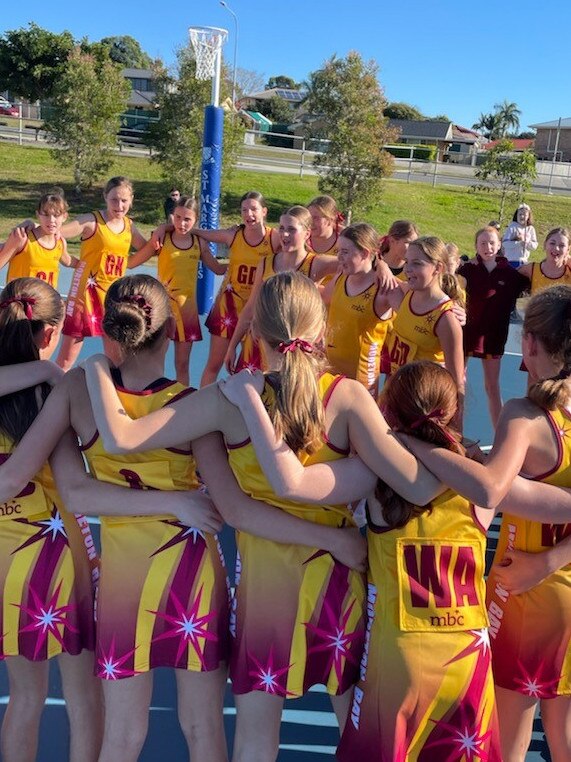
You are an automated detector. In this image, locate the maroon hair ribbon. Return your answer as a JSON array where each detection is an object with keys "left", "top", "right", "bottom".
[
  {"left": 0, "top": 295, "right": 36, "bottom": 319},
  {"left": 409, "top": 408, "right": 445, "bottom": 430},
  {"left": 120, "top": 294, "right": 152, "bottom": 328},
  {"left": 276, "top": 337, "right": 314, "bottom": 355}
]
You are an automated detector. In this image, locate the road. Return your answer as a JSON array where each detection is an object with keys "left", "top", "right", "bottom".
[{"left": 2, "top": 125, "right": 571, "bottom": 196}]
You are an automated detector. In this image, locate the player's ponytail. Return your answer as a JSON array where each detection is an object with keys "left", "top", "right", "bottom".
[
  {"left": 526, "top": 286, "right": 571, "bottom": 410},
  {"left": 103, "top": 275, "right": 171, "bottom": 355},
  {"left": 376, "top": 361, "right": 463, "bottom": 528},
  {"left": 254, "top": 271, "right": 328, "bottom": 454},
  {"left": 0, "top": 277, "right": 64, "bottom": 443}
]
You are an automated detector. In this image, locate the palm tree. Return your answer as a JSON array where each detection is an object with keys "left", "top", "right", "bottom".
[
  {"left": 493, "top": 100, "right": 522, "bottom": 137},
  {"left": 472, "top": 112, "right": 501, "bottom": 140}
]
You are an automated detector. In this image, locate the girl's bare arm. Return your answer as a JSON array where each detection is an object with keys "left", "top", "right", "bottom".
[
  {"left": 193, "top": 433, "right": 367, "bottom": 571},
  {"left": 49, "top": 429, "right": 222, "bottom": 533}
]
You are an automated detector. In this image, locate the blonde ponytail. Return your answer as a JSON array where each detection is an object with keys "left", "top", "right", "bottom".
[{"left": 253, "top": 271, "right": 328, "bottom": 454}]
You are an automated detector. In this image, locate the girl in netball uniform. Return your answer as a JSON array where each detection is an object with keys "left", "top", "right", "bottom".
[
  {"left": 324, "top": 223, "right": 392, "bottom": 394},
  {"left": 55, "top": 176, "right": 150, "bottom": 372},
  {"left": 399, "top": 286, "right": 571, "bottom": 762},
  {"left": 385, "top": 236, "right": 465, "bottom": 424},
  {"left": 196, "top": 190, "right": 280, "bottom": 386},
  {"left": 128, "top": 196, "right": 226, "bottom": 385},
  {"left": 307, "top": 195, "right": 344, "bottom": 256},
  {"left": 518, "top": 227, "right": 571, "bottom": 293},
  {"left": 379, "top": 219, "right": 419, "bottom": 279},
  {"left": 224, "top": 206, "right": 338, "bottom": 374},
  {"left": 0, "top": 191, "right": 76, "bottom": 288},
  {"left": 459, "top": 226, "right": 529, "bottom": 428},
  {"left": 0, "top": 278, "right": 99, "bottom": 762},
  {"left": 307, "top": 194, "right": 344, "bottom": 288},
  {"left": 81, "top": 271, "right": 446, "bottom": 760},
  {"left": 338, "top": 362, "right": 503, "bottom": 760}
]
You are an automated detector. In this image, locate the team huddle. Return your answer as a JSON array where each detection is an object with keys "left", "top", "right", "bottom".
[{"left": 0, "top": 177, "right": 569, "bottom": 762}]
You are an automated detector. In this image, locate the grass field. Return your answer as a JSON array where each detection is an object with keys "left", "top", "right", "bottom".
[{"left": 1, "top": 142, "right": 570, "bottom": 257}]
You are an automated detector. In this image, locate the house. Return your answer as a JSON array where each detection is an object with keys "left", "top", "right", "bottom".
[
  {"left": 448, "top": 125, "right": 486, "bottom": 163},
  {"left": 121, "top": 68, "right": 157, "bottom": 129},
  {"left": 483, "top": 138, "right": 534, "bottom": 152},
  {"left": 236, "top": 87, "right": 306, "bottom": 112},
  {"left": 387, "top": 120, "right": 484, "bottom": 162},
  {"left": 529, "top": 118, "right": 571, "bottom": 161}
]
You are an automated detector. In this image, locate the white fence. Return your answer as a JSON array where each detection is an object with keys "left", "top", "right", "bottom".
[{"left": 1, "top": 117, "right": 571, "bottom": 195}]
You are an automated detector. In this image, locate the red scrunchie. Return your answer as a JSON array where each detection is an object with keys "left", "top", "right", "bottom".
[
  {"left": 0, "top": 295, "right": 36, "bottom": 319},
  {"left": 276, "top": 337, "right": 314, "bottom": 355}
]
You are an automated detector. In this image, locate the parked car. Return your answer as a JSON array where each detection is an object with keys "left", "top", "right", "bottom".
[{"left": 0, "top": 98, "right": 19, "bottom": 117}]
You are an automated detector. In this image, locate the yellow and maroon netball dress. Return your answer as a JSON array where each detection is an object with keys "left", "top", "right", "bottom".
[
  {"left": 326, "top": 274, "right": 391, "bottom": 393},
  {"left": 486, "top": 405, "right": 571, "bottom": 700},
  {"left": 235, "top": 251, "right": 317, "bottom": 373},
  {"left": 227, "top": 372, "right": 366, "bottom": 698},
  {"left": 63, "top": 212, "right": 132, "bottom": 338},
  {"left": 157, "top": 232, "right": 202, "bottom": 343},
  {"left": 0, "top": 435, "right": 95, "bottom": 661},
  {"left": 6, "top": 228, "right": 66, "bottom": 290},
  {"left": 81, "top": 373, "right": 230, "bottom": 679},
  {"left": 205, "top": 225, "right": 275, "bottom": 339},
  {"left": 338, "top": 490, "right": 501, "bottom": 762}
]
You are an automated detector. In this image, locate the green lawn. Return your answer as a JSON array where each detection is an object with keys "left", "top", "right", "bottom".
[{"left": 1, "top": 142, "right": 570, "bottom": 258}]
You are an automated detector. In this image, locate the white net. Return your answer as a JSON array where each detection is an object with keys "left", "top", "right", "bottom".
[{"left": 189, "top": 26, "right": 228, "bottom": 81}]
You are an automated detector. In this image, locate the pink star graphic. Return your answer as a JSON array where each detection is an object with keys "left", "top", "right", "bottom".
[
  {"left": 149, "top": 586, "right": 218, "bottom": 668},
  {"left": 513, "top": 661, "right": 562, "bottom": 698},
  {"left": 15, "top": 580, "right": 78, "bottom": 659},
  {"left": 12, "top": 505, "right": 68, "bottom": 554},
  {"left": 150, "top": 520, "right": 205, "bottom": 557},
  {"left": 96, "top": 636, "right": 140, "bottom": 680},
  {"left": 304, "top": 598, "right": 360, "bottom": 684},
  {"left": 445, "top": 629, "right": 491, "bottom": 666},
  {"left": 425, "top": 712, "right": 492, "bottom": 761},
  {"left": 247, "top": 647, "right": 295, "bottom": 696}
]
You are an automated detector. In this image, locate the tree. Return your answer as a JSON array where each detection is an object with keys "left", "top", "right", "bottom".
[
  {"left": 494, "top": 99, "right": 521, "bottom": 137},
  {"left": 304, "top": 52, "right": 396, "bottom": 222},
  {"left": 473, "top": 101, "right": 522, "bottom": 139},
  {"left": 100, "top": 36, "right": 152, "bottom": 69},
  {"left": 257, "top": 95, "right": 293, "bottom": 123},
  {"left": 472, "top": 112, "right": 501, "bottom": 140},
  {"left": 232, "top": 67, "right": 265, "bottom": 98},
  {"left": 265, "top": 75, "right": 297, "bottom": 90},
  {"left": 0, "top": 23, "right": 75, "bottom": 101},
  {"left": 44, "top": 48, "right": 130, "bottom": 194},
  {"left": 383, "top": 102, "right": 424, "bottom": 120},
  {"left": 472, "top": 139, "right": 537, "bottom": 222},
  {"left": 145, "top": 49, "right": 244, "bottom": 196}
]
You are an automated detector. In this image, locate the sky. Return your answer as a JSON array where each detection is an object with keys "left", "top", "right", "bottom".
[{"left": 3, "top": 1, "right": 570, "bottom": 131}]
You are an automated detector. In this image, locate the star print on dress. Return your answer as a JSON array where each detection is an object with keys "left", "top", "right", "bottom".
[
  {"left": 97, "top": 636, "right": 140, "bottom": 680},
  {"left": 513, "top": 661, "right": 562, "bottom": 699},
  {"left": 149, "top": 586, "right": 218, "bottom": 669},
  {"left": 445, "top": 629, "right": 491, "bottom": 665},
  {"left": 150, "top": 520, "right": 206, "bottom": 557},
  {"left": 424, "top": 715, "right": 493, "bottom": 761},
  {"left": 304, "top": 598, "right": 360, "bottom": 684},
  {"left": 12, "top": 505, "right": 68, "bottom": 554},
  {"left": 16, "top": 580, "right": 78, "bottom": 659},
  {"left": 247, "top": 646, "right": 295, "bottom": 697}
]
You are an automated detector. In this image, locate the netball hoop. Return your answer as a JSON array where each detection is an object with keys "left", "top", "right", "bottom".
[
  {"left": 188, "top": 25, "right": 228, "bottom": 314},
  {"left": 189, "top": 26, "right": 228, "bottom": 105}
]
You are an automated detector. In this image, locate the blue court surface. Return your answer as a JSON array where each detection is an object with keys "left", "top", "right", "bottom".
[{"left": 0, "top": 268, "right": 553, "bottom": 760}]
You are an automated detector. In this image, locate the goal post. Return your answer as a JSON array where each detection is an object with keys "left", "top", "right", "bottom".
[{"left": 188, "top": 26, "right": 228, "bottom": 315}]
